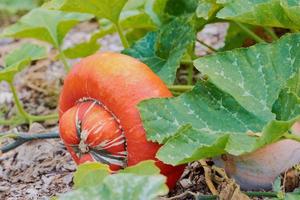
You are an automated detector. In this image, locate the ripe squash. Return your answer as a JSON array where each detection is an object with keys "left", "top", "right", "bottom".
[{"left": 59, "top": 52, "right": 185, "bottom": 188}]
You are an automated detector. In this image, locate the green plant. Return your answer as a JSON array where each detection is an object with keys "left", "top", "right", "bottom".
[
  {"left": 57, "top": 161, "right": 168, "bottom": 200},
  {"left": 1, "top": 0, "right": 300, "bottom": 198},
  {"left": 0, "top": 8, "right": 92, "bottom": 71},
  {"left": 0, "top": 43, "right": 58, "bottom": 125}
]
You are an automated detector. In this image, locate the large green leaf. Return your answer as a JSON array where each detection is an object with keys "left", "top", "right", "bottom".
[
  {"left": 217, "top": 0, "right": 300, "bottom": 30},
  {"left": 73, "top": 163, "right": 110, "bottom": 189},
  {"left": 220, "top": 22, "right": 252, "bottom": 51},
  {"left": 63, "top": 9, "right": 156, "bottom": 59},
  {"left": 120, "top": 160, "right": 160, "bottom": 175},
  {"left": 0, "top": 0, "right": 38, "bottom": 13},
  {"left": 58, "top": 161, "right": 168, "bottom": 200},
  {"left": 123, "top": 17, "right": 195, "bottom": 84},
  {"left": 196, "top": 0, "right": 221, "bottom": 20},
  {"left": 55, "top": 0, "right": 128, "bottom": 24},
  {"left": 195, "top": 33, "right": 300, "bottom": 121},
  {"left": 63, "top": 40, "right": 100, "bottom": 59},
  {"left": 138, "top": 33, "right": 300, "bottom": 165},
  {"left": 0, "top": 8, "right": 92, "bottom": 48},
  {"left": 139, "top": 81, "right": 266, "bottom": 164},
  {"left": 164, "top": 0, "right": 198, "bottom": 17},
  {"left": 283, "top": 72, "right": 300, "bottom": 123},
  {"left": 0, "top": 43, "right": 47, "bottom": 82}
]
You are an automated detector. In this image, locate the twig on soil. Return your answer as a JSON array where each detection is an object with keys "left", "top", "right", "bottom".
[
  {"left": 199, "top": 160, "right": 218, "bottom": 195},
  {"left": 160, "top": 191, "right": 217, "bottom": 200},
  {"left": 0, "top": 131, "right": 60, "bottom": 153}
]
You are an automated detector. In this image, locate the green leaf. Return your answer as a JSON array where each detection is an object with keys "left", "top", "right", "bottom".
[
  {"left": 63, "top": 40, "right": 100, "bottom": 59},
  {"left": 1, "top": 8, "right": 92, "bottom": 48},
  {"left": 164, "top": 0, "right": 198, "bottom": 17},
  {"left": 272, "top": 90, "right": 300, "bottom": 121},
  {"left": 194, "top": 33, "right": 300, "bottom": 121},
  {"left": 123, "top": 17, "right": 195, "bottom": 84},
  {"left": 73, "top": 162, "right": 110, "bottom": 189},
  {"left": 59, "top": 161, "right": 168, "bottom": 200},
  {"left": 139, "top": 81, "right": 265, "bottom": 164},
  {"left": 196, "top": 0, "right": 220, "bottom": 20},
  {"left": 121, "top": 160, "right": 160, "bottom": 175},
  {"left": 217, "top": 0, "right": 300, "bottom": 30},
  {"left": 0, "top": 43, "right": 46, "bottom": 82},
  {"left": 220, "top": 22, "right": 252, "bottom": 51},
  {"left": 285, "top": 188, "right": 300, "bottom": 200},
  {"left": 57, "top": 0, "right": 128, "bottom": 24},
  {"left": 60, "top": 174, "right": 167, "bottom": 200},
  {"left": 63, "top": 9, "right": 157, "bottom": 59},
  {"left": 138, "top": 33, "right": 300, "bottom": 165},
  {"left": 0, "top": 0, "right": 38, "bottom": 13},
  {"left": 272, "top": 176, "right": 282, "bottom": 193}
]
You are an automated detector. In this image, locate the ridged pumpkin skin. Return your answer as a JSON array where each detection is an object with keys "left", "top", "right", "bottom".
[{"left": 59, "top": 52, "right": 185, "bottom": 188}]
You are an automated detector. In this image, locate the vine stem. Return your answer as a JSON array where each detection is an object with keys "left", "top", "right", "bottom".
[
  {"left": 235, "top": 22, "right": 265, "bottom": 43},
  {"left": 6, "top": 80, "right": 58, "bottom": 125},
  {"left": 8, "top": 81, "right": 30, "bottom": 121},
  {"left": 28, "top": 113, "right": 59, "bottom": 122},
  {"left": 196, "top": 39, "right": 217, "bottom": 53},
  {"left": 168, "top": 85, "right": 194, "bottom": 92},
  {"left": 0, "top": 116, "right": 25, "bottom": 126},
  {"left": 187, "top": 63, "right": 194, "bottom": 85},
  {"left": 283, "top": 133, "right": 300, "bottom": 142},
  {"left": 164, "top": 190, "right": 278, "bottom": 200},
  {"left": 263, "top": 27, "right": 279, "bottom": 40},
  {"left": 115, "top": 23, "right": 129, "bottom": 49},
  {"left": 58, "top": 48, "right": 70, "bottom": 72},
  {"left": 0, "top": 131, "right": 60, "bottom": 153},
  {"left": 245, "top": 191, "right": 278, "bottom": 198}
]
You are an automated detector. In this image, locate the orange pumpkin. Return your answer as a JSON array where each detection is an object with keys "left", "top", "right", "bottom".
[{"left": 59, "top": 52, "right": 185, "bottom": 188}]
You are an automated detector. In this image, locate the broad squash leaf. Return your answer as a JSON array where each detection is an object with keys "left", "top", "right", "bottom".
[
  {"left": 217, "top": 0, "right": 300, "bottom": 30},
  {"left": 139, "top": 81, "right": 266, "bottom": 164},
  {"left": 138, "top": 33, "right": 300, "bottom": 165},
  {"left": 0, "top": 43, "right": 46, "bottom": 82},
  {"left": 285, "top": 188, "right": 300, "bottom": 200},
  {"left": 73, "top": 163, "right": 110, "bottom": 189},
  {"left": 144, "top": 0, "right": 199, "bottom": 26},
  {"left": 196, "top": 0, "right": 221, "bottom": 20},
  {"left": 55, "top": 0, "right": 128, "bottom": 24},
  {"left": 164, "top": 0, "right": 198, "bottom": 17},
  {"left": 194, "top": 33, "right": 300, "bottom": 121},
  {"left": 0, "top": 8, "right": 92, "bottom": 48},
  {"left": 121, "top": 160, "right": 160, "bottom": 175},
  {"left": 221, "top": 22, "right": 252, "bottom": 51},
  {"left": 63, "top": 9, "right": 156, "bottom": 58},
  {"left": 63, "top": 40, "right": 100, "bottom": 59},
  {"left": 58, "top": 161, "right": 168, "bottom": 200},
  {"left": 0, "top": 0, "right": 38, "bottom": 13},
  {"left": 123, "top": 17, "right": 195, "bottom": 84}
]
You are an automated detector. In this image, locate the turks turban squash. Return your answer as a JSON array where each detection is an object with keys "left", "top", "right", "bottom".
[{"left": 59, "top": 52, "right": 185, "bottom": 188}]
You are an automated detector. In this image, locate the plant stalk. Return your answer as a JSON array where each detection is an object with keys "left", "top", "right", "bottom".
[
  {"left": 0, "top": 131, "right": 60, "bottom": 153},
  {"left": 187, "top": 63, "right": 194, "bottom": 85},
  {"left": 8, "top": 81, "right": 30, "bottom": 121},
  {"left": 7, "top": 81, "right": 58, "bottom": 125},
  {"left": 245, "top": 191, "right": 278, "bottom": 198},
  {"left": 115, "top": 23, "right": 129, "bottom": 49},
  {"left": 283, "top": 133, "right": 300, "bottom": 142},
  {"left": 168, "top": 85, "right": 194, "bottom": 92},
  {"left": 264, "top": 27, "right": 279, "bottom": 40},
  {"left": 28, "top": 113, "right": 59, "bottom": 122},
  {"left": 196, "top": 39, "right": 217, "bottom": 52},
  {"left": 235, "top": 22, "right": 265, "bottom": 43},
  {"left": 58, "top": 49, "right": 70, "bottom": 72}
]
